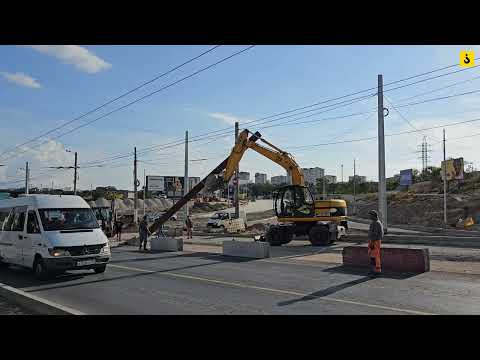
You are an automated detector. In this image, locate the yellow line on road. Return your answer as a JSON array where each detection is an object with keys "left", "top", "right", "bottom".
[{"left": 109, "top": 264, "right": 436, "bottom": 315}]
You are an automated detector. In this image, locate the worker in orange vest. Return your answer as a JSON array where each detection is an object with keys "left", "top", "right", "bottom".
[{"left": 367, "top": 210, "right": 383, "bottom": 276}]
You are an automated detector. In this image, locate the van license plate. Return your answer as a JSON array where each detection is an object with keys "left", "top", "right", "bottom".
[{"left": 77, "top": 259, "right": 95, "bottom": 266}]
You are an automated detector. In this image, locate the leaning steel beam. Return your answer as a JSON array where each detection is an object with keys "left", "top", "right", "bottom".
[{"left": 148, "top": 157, "right": 229, "bottom": 234}]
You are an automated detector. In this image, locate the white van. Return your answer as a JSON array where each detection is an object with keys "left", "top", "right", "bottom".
[{"left": 0, "top": 195, "right": 110, "bottom": 280}]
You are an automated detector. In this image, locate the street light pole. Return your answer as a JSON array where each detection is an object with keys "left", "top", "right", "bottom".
[
  {"left": 377, "top": 74, "right": 387, "bottom": 232},
  {"left": 143, "top": 168, "right": 146, "bottom": 217},
  {"left": 25, "top": 162, "right": 29, "bottom": 195},
  {"left": 443, "top": 129, "right": 447, "bottom": 227},
  {"left": 74, "top": 152, "right": 78, "bottom": 195}
]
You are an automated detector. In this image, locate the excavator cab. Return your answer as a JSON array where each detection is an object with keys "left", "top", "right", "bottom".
[{"left": 274, "top": 185, "right": 315, "bottom": 219}]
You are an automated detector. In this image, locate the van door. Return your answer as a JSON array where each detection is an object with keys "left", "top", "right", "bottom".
[
  {"left": 0, "top": 208, "right": 15, "bottom": 263},
  {"left": 23, "top": 210, "right": 41, "bottom": 269},
  {"left": 11, "top": 207, "right": 27, "bottom": 265}
]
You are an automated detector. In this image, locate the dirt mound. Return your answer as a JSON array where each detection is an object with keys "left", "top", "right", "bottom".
[
  {"left": 355, "top": 192, "right": 480, "bottom": 227},
  {"left": 191, "top": 202, "right": 229, "bottom": 214}
]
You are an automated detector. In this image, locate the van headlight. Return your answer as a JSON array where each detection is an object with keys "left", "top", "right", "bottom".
[
  {"left": 101, "top": 244, "right": 110, "bottom": 254},
  {"left": 48, "top": 248, "right": 71, "bottom": 257}
]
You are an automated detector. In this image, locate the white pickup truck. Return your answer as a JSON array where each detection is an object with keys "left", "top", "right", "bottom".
[{"left": 207, "top": 210, "right": 247, "bottom": 229}]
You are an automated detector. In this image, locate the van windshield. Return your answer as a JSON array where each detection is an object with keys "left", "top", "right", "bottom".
[{"left": 38, "top": 208, "right": 100, "bottom": 231}]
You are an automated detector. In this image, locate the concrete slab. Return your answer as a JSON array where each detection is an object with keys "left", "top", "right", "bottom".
[
  {"left": 150, "top": 237, "right": 183, "bottom": 252},
  {"left": 343, "top": 246, "right": 430, "bottom": 273},
  {"left": 223, "top": 240, "right": 270, "bottom": 259}
]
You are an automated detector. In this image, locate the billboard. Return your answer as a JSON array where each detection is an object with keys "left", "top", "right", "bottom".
[
  {"left": 441, "top": 158, "right": 464, "bottom": 181},
  {"left": 399, "top": 169, "right": 413, "bottom": 186},
  {"left": 148, "top": 176, "right": 201, "bottom": 198},
  {"left": 146, "top": 176, "right": 165, "bottom": 191}
]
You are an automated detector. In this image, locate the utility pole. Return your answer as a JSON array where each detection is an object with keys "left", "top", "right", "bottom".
[
  {"left": 184, "top": 130, "right": 189, "bottom": 218},
  {"left": 353, "top": 158, "right": 356, "bottom": 215},
  {"left": 341, "top": 164, "right": 344, "bottom": 183},
  {"left": 73, "top": 151, "right": 78, "bottom": 195},
  {"left": 134, "top": 147, "right": 138, "bottom": 224},
  {"left": 234, "top": 122, "right": 239, "bottom": 218},
  {"left": 377, "top": 74, "right": 387, "bottom": 232},
  {"left": 443, "top": 129, "right": 447, "bottom": 227},
  {"left": 25, "top": 162, "right": 29, "bottom": 195},
  {"left": 143, "top": 168, "right": 146, "bottom": 217},
  {"left": 322, "top": 176, "right": 326, "bottom": 198}
]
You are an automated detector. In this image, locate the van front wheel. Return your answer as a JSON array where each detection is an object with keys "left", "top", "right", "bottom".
[{"left": 33, "top": 258, "right": 50, "bottom": 280}]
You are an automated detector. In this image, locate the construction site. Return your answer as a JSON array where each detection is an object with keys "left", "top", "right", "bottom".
[{"left": 1, "top": 44, "right": 480, "bottom": 315}]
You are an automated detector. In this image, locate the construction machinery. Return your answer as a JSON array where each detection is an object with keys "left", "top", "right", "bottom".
[{"left": 149, "top": 129, "right": 348, "bottom": 246}]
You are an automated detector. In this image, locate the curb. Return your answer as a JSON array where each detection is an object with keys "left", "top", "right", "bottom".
[{"left": 0, "top": 282, "right": 84, "bottom": 315}]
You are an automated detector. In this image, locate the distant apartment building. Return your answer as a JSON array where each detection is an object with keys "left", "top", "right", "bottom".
[
  {"left": 271, "top": 175, "right": 288, "bottom": 186},
  {"left": 255, "top": 173, "right": 267, "bottom": 184},
  {"left": 349, "top": 175, "right": 367, "bottom": 184},
  {"left": 302, "top": 167, "right": 325, "bottom": 185},
  {"left": 324, "top": 175, "right": 337, "bottom": 184}
]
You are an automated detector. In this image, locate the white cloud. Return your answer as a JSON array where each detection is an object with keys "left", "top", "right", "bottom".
[
  {"left": 208, "top": 112, "right": 253, "bottom": 126},
  {"left": 1, "top": 72, "right": 41, "bottom": 88},
  {"left": 27, "top": 45, "right": 111, "bottom": 74}
]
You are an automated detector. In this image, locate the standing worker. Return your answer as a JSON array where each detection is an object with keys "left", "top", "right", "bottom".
[
  {"left": 185, "top": 215, "right": 193, "bottom": 239},
  {"left": 138, "top": 215, "right": 151, "bottom": 251},
  {"left": 115, "top": 217, "right": 123, "bottom": 242},
  {"left": 367, "top": 210, "right": 383, "bottom": 276}
]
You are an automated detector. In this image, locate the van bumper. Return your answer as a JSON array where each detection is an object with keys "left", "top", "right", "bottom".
[{"left": 43, "top": 256, "right": 110, "bottom": 272}]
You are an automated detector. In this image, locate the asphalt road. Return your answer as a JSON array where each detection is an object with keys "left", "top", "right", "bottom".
[
  {"left": 1, "top": 244, "right": 479, "bottom": 315},
  {"left": 0, "top": 296, "right": 35, "bottom": 315}
]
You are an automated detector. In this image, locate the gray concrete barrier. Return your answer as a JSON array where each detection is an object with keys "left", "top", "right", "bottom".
[
  {"left": 150, "top": 237, "right": 183, "bottom": 252},
  {"left": 342, "top": 245, "right": 430, "bottom": 273},
  {"left": 222, "top": 240, "right": 270, "bottom": 259}
]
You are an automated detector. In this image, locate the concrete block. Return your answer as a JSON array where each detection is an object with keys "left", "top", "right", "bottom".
[
  {"left": 342, "top": 246, "right": 430, "bottom": 273},
  {"left": 222, "top": 240, "right": 270, "bottom": 259},
  {"left": 150, "top": 236, "right": 183, "bottom": 252}
]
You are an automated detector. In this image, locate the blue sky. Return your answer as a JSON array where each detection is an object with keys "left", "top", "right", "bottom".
[{"left": 1, "top": 45, "right": 479, "bottom": 190}]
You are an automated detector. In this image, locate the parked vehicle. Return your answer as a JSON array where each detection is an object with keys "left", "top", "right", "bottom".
[
  {"left": 207, "top": 210, "right": 247, "bottom": 228},
  {"left": 0, "top": 195, "right": 110, "bottom": 280}
]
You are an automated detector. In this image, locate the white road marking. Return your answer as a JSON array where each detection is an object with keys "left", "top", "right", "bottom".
[{"left": 109, "top": 264, "right": 436, "bottom": 315}]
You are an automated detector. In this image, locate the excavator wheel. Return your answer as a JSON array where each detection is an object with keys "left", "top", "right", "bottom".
[
  {"left": 265, "top": 225, "right": 293, "bottom": 246},
  {"left": 308, "top": 226, "right": 331, "bottom": 246}
]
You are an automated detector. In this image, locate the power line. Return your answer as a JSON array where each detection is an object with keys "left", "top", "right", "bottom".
[
  {"left": 394, "top": 88, "right": 480, "bottom": 109},
  {"left": 397, "top": 74, "right": 480, "bottom": 103},
  {"left": 6, "top": 55, "right": 473, "bottom": 169},
  {"left": 74, "top": 84, "right": 480, "bottom": 168},
  {"left": 80, "top": 94, "right": 376, "bottom": 167},
  {"left": 0, "top": 46, "right": 255, "bottom": 163},
  {"left": 81, "top": 59, "right": 480, "bottom": 165},
  {"left": 289, "top": 115, "right": 480, "bottom": 149},
  {"left": 0, "top": 45, "right": 222, "bottom": 160},
  {"left": 383, "top": 65, "right": 480, "bottom": 94},
  {"left": 384, "top": 94, "right": 440, "bottom": 142}
]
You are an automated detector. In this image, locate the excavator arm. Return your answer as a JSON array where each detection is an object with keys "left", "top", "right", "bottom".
[{"left": 224, "top": 130, "right": 305, "bottom": 186}]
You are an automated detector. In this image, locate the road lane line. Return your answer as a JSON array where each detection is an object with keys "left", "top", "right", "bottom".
[{"left": 109, "top": 264, "right": 436, "bottom": 315}]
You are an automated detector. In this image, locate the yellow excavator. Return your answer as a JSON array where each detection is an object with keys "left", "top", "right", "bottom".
[{"left": 149, "top": 129, "right": 348, "bottom": 246}]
